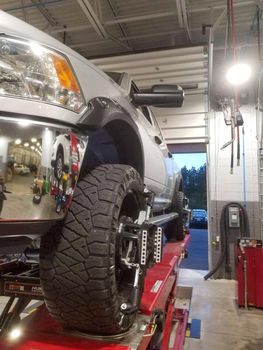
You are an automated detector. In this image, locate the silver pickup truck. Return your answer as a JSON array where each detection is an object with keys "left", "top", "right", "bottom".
[{"left": 0, "top": 11, "right": 184, "bottom": 335}]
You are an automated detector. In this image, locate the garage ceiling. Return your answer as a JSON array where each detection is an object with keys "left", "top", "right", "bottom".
[
  {"left": 1, "top": 0, "right": 260, "bottom": 147},
  {"left": 1, "top": 0, "right": 260, "bottom": 58}
]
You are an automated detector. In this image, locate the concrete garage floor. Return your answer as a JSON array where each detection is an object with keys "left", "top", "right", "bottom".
[
  {"left": 180, "top": 229, "right": 208, "bottom": 270},
  {"left": 179, "top": 269, "right": 263, "bottom": 350},
  {"left": 1, "top": 174, "right": 62, "bottom": 220}
]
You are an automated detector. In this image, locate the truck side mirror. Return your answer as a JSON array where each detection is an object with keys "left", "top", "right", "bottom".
[{"left": 133, "top": 84, "right": 184, "bottom": 108}]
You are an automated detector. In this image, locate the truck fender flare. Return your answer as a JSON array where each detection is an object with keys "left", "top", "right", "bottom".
[{"left": 77, "top": 97, "right": 144, "bottom": 176}]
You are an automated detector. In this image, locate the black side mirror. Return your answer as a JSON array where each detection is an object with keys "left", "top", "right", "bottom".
[{"left": 133, "top": 84, "right": 184, "bottom": 108}]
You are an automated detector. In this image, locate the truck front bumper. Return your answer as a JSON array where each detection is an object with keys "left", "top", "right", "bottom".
[{"left": 0, "top": 115, "right": 88, "bottom": 235}]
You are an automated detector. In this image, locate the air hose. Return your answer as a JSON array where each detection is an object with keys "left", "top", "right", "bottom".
[{"left": 204, "top": 202, "right": 249, "bottom": 280}]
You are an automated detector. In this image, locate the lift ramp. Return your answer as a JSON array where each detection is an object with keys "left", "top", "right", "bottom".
[{"left": 0, "top": 235, "right": 191, "bottom": 350}]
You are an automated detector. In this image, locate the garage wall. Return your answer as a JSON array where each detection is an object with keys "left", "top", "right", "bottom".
[
  {"left": 153, "top": 94, "right": 208, "bottom": 144},
  {"left": 207, "top": 104, "right": 260, "bottom": 277},
  {"left": 91, "top": 45, "right": 208, "bottom": 145}
]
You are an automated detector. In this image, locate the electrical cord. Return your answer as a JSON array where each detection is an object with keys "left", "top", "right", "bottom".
[{"left": 204, "top": 203, "right": 249, "bottom": 280}]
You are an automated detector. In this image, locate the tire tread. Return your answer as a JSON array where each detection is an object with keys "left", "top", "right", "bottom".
[{"left": 40, "top": 164, "right": 143, "bottom": 334}]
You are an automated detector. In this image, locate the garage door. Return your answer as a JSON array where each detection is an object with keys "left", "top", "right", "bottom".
[{"left": 91, "top": 45, "right": 208, "bottom": 145}]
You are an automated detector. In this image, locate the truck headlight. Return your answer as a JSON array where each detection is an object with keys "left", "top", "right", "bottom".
[{"left": 0, "top": 36, "right": 85, "bottom": 112}]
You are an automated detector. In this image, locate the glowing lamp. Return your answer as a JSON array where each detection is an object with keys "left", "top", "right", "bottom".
[{"left": 226, "top": 63, "right": 252, "bottom": 85}]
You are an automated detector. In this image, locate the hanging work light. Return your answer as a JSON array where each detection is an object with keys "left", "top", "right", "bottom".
[{"left": 226, "top": 63, "right": 252, "bottom": 85}]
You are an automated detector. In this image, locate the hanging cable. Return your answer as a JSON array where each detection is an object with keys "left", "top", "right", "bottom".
[
  {"left": 230, "top": 0, "right": 241, "bottom": 166},
  {"left": 242, "top": 126, "right": 247, "bottom": 207},
  {"left": 204, "top": 203, "right": 250, "bottom": 280},
  {"left": 227, "top": 0, "right": 241, "bottom": 168},
  {"left": 230, "top": 120, "right": 234, "bottom": 174}
]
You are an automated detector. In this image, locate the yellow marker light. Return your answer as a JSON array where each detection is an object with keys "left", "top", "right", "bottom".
[{"left": 50, "top": 54, "right": 80, "bottom": 93}]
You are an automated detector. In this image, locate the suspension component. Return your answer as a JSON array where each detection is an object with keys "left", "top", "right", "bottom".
[{"left": 118, "top": 218, "right": 163, "bottom": 315}]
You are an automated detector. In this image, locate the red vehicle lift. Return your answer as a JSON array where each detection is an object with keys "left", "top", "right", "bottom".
[{"left": 0, "top": 234, "right": 190, "bottom": 350}]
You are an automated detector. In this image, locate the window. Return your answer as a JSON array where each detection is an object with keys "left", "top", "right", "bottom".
[{"left": 105, "top": 71, "right": 124, "bottom": 86}]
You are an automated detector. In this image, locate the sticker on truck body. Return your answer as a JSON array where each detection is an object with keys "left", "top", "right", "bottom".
[{"left": 150, "top": 280, "right": 163, "bottom": 293}]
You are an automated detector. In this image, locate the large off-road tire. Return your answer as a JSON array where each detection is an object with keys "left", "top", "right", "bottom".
[
  {"left": 54, "top": 151, "right": 64, "bottom": 180},
  {"left": 40, "top": 164, "right": 145, "bottom": 335},
  {"left": 165, "top": 190, "right": 185, "bottom": 241}
]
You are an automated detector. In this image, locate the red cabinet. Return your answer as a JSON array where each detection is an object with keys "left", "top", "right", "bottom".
[{"left": 236, "top": 238, "right": 263, "bottom": 308}]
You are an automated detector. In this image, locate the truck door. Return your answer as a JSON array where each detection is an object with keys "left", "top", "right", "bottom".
[{"left": 130, "top": 82, "right": 169, "bottom": 209}]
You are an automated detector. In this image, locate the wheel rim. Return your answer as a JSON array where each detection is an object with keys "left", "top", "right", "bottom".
[{"left": 56, "top": 157, "right": 63, "bottom": 179}]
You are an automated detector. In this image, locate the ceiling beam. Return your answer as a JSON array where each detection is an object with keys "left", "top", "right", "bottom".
[
  {"left": 48, "top": 23, "right": 92, "bottom": 34},
  {"left": 76, "top": 0, "right": 133, "bottom": 50},
  {"left": 175, "top": 0, "right": 183, "bottom": 27},
  {"left": 175, "top": 0, "right": 191, "bottom": 42},
  {"left": 69, "top": 20, "right": 254, "bottom": 50},
  {"left": 48, "top": 0, "right": 254, "bottom": 35},
  {"left": 76, "top": 0, "right": 108, "bottom": 39},
  {"left": 107, "top": 0, "right": 133, "bottom": 50},
  {"left": 5, "top": 0, "right": 65, "bottom": 12},
  {"left": 48, "top": 10, "right": 178, "bottom": 33},
  {"left": 94, "top": 0, "right": 102, "bottom": 20},
  {"left": 30, "top": 0, "right": 58, "bottom": 26},
  {"left": 104, "top": 10, "right": 177, "bottom": 25},
  {"left": 180, "top": 0, "right": 191, "bottom": 42},
  {"left": 212, "top": 8, "right": 227, "bottom": 32}
]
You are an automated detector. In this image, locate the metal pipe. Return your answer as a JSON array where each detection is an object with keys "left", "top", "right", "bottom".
[
  {"left": 208, "top": 28, "right": 214, "bottom": 113},
  {"left": 161, "top": 125, "right": 206, "bottom": 130},
  {"left": 180, "top": 0, "right": 192, "bottom": 42},
  {"left": 176, "top": 0, "right": 184, "bottom": 28},
  {"left": 258, "top": 72, "right": 263, "bottom": 150},
  {"left": 0, "top": 297, "right": 15, "bottom": 332},
  {"left": 244, "top": 256, "right": 248, "bottom": 309},
  {"left": 230, "top": 124, "right": 234, "bottom": 174},
  {"left": 239, "top": 241, "right": 248, "bottom": 308},
  {"left": 165, "top": 136, "right": 208, "bottom": 140},
  {"left": 242, "top": 127, "right": 247, "bottom": 208},
  {"left": 148, "top": 212, "right": 178, "bottom": 225},
  {"left": 77, "top": 0, "right": 108, "bottom": 39}
]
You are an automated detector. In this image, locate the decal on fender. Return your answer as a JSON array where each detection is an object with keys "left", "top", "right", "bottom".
[{"left": 150, "top": 280, "right": 163, "bottom": 293}]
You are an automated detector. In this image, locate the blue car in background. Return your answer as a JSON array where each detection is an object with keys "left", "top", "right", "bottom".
[{"left": 190, "top": 209, "right": 208, "bottom": 228}]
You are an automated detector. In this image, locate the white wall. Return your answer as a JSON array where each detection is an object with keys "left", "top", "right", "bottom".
[
  {"left": 208, "top": 105, "right": 259, "bottom": 204},
  {"left": 41, "top": 128, "right": 55, "bottom": 169},
  {"left": 0, "top": 136, "right": 11, "bottom": 163}
]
